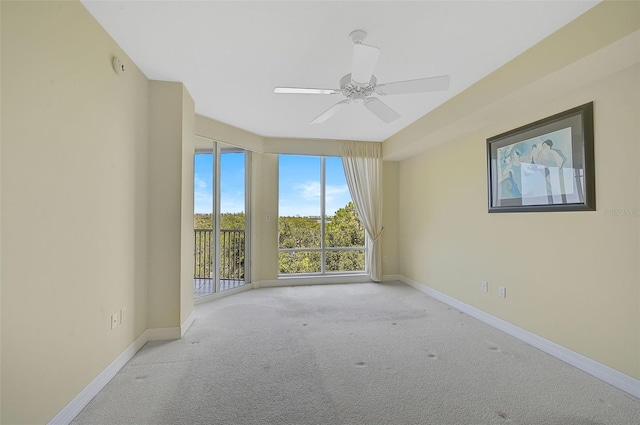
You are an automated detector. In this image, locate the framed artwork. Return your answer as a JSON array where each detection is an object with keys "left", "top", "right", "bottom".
[{"left": 486, "top": 102, "right": 595, "bottom": 213}]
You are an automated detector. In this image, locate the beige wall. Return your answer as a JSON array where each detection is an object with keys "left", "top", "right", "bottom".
[
  {"left": 251, "top": 152, "right": 280, "bottom": 282},
  {"left": 181, "top": 88, "right": 195, "bottom": 326},
  {"left": 0, "top": 0, "right": 3, "bottom": 416},
  {"left": 148, "top": 81, "right": 195, "bottom": 329},
  {"left": 1, "top": 1, "right": 151, "bottom": 423},
  {"left": 195, "top": 114, "right": 264, "bottom": 152},
  {"left": 381, "top": 161, "right": 399, "bottom": 276},
  {"left": 395, "top": 57, "right": 639, "bottom": 379},
  {"left": 264, "top": 137, "right": 341, "bottom": 157}
]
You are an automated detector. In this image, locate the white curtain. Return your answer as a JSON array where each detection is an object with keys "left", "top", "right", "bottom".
[{"left": 339, "top": 140, "right": 384, "bottom": 282}]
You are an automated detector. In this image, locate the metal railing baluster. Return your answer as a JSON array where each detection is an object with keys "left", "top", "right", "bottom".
[{"left": 193, "top": 229, "right": 246, "bottom": 295}]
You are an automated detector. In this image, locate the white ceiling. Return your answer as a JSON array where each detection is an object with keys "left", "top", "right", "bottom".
[{"left": 82, "top": 0, "right": 600, "bottom": 143}]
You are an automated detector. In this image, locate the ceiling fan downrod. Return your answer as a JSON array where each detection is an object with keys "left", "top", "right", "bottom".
[{"left": 349, "top": 30, "right": 367, "bottom": 45}]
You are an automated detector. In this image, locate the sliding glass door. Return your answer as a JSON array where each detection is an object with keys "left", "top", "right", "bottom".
[
  {"left": 193, "top": 138, "right": 250, "bottom": 298},
  {"left": 218, "top": 146, "right": 250, "bottom": 290}
]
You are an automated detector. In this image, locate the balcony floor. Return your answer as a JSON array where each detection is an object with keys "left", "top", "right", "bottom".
[{"left": 193, "top": 278, "right": 246, "bottom": 298}]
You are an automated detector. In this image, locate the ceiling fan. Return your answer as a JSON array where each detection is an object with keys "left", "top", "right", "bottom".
[{"left": 274, "top": 30, "right": 450, "bottom": 124}]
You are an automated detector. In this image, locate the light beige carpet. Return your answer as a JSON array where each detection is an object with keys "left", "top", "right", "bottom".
[{"left": 72, "top": 282, "right": 639, "bottom": 424}]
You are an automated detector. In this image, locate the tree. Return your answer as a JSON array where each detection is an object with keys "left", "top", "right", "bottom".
[
  {"left": 277, "top": 216, "right": 321, "bottom": 273},
  {"left": 195, "top": 201, "right": 366, "bottom": 276},
  {"left": 277, "top": 202, "right": 365, "bottom": 274},
  {"left": 194, "top": 213, "right": 246, "bottom": 280},
  {"left": 278, "top": 216, "right": 320, "bottom": 249},
  {"left": 278, "top": 251, "right": 321, "bottom": 274},
  {"left": 326, "top": 202, "right": 365, "bottom": 248},
  {"left": 194, "top": 212, "right": 246, "bottom": 230},
  {"left": 325, "top": 202, "right": 365, "bottom": 272},
  {"left": 194, "top": 213, "right": 212, "bottom": 229},
  {"left": 220, "top": 213, "right": 245, "bottom": 230}
]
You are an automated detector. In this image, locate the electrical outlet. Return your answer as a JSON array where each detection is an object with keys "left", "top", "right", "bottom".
[
  {"left": 266, "top": 215, "right": 271, "bottom": 222},
  {"left": 120, "top": 308, "right": 126, "bottom": 324},
  {"left": 481, "top": 281, "right": 488, "bottom": 292},
  {"left": 498, "top": 286, "right": 506, "bottom": 299},
  {"left": 111, "top": 313, "right": 119, "bottom": 329},
  {"left": 383, "top": 256, "right": 388, "bottom": 263}
]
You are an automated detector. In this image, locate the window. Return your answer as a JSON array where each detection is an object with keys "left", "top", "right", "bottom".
[{"left": 278, "top": 155, "right": 365, "bottom": 275}]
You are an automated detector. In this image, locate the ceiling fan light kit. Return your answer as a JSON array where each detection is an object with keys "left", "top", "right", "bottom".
[{"left": 274, "top": 29, "right": 450, "bottom": 124}]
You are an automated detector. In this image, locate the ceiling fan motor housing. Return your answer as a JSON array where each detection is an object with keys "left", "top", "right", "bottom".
[{"left": 340, "top": 73, "right": 376, "bottom": 100}]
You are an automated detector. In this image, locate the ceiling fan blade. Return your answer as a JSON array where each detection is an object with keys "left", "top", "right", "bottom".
[
  {"left": 274, "top": 87, "right": 341, "bottom": 95},
  {"left": 311, "top": 100, "right": 350, "bottom": 124},
  {"left": 375, "top": 75, "right": 450, "bottom": 96},
  {"left": 364, "top": 97, "right": 400, "bottom": 123},
  {"left": 351, "top": 43, "right": 380, "bottom": 85}
]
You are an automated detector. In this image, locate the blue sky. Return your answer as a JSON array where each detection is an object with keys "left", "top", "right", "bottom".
[
  {"left": 193, "top": 153, "right": 214, "bottom": 213},
  {"left": 194, "top": 153, "right": 352, "bottom": 216}
]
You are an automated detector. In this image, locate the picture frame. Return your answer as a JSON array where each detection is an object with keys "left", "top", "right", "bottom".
[{"left": 486, "top": 102, "right": 595, "bottom": 213}]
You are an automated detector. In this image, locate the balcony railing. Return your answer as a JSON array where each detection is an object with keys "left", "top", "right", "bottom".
[{"left": 194, "top": 229, "right": 245, "bottom": 296}]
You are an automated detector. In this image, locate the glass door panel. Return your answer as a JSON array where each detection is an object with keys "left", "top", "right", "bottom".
[
  {"left": 193, "top": 140, "right": 215, "bottom": 297},
  {"left": 219, "top": 147, "right": 248, "bottom": 291}
]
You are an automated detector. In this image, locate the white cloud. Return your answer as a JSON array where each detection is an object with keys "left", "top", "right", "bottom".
[
  {"left": 281, "top": 181, "right": 351, "bottom": 216},
  {"left": 194, "top": 174, "right": 213, "bottom": 213},
  {"left": 326, "top": 184, "right": 349, "bottom": 201},
  {"left": 294, "top": 181, "right": 321, "bottom": 201},
  {"left": 194, "top": 176, "right": 208, "bottom": 190},
  {"left": 293, "top": 181, "right": 348, "bottom": 201}
]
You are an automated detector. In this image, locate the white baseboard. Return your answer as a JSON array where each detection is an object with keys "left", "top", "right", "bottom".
[
  {"left": 255, "top": 274, "right": 372, "bottom": 288},
  {"left": 382, "top": 274, "right": 403, "bottom": 282},
  {"left": 145, "top": 326, "right": 181, "bottom": 341},
  {"left": 398, "top": 275, "right": 640, "bottom": 399},
  {"left": 47, "top": 331, "right": 148, "bottom": 424},
  {"left": 181, "top": 312, "right": 196, "bottom": 337},
  {"left": 48, "top": 326, "right": 183, "bottom": 424}
]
